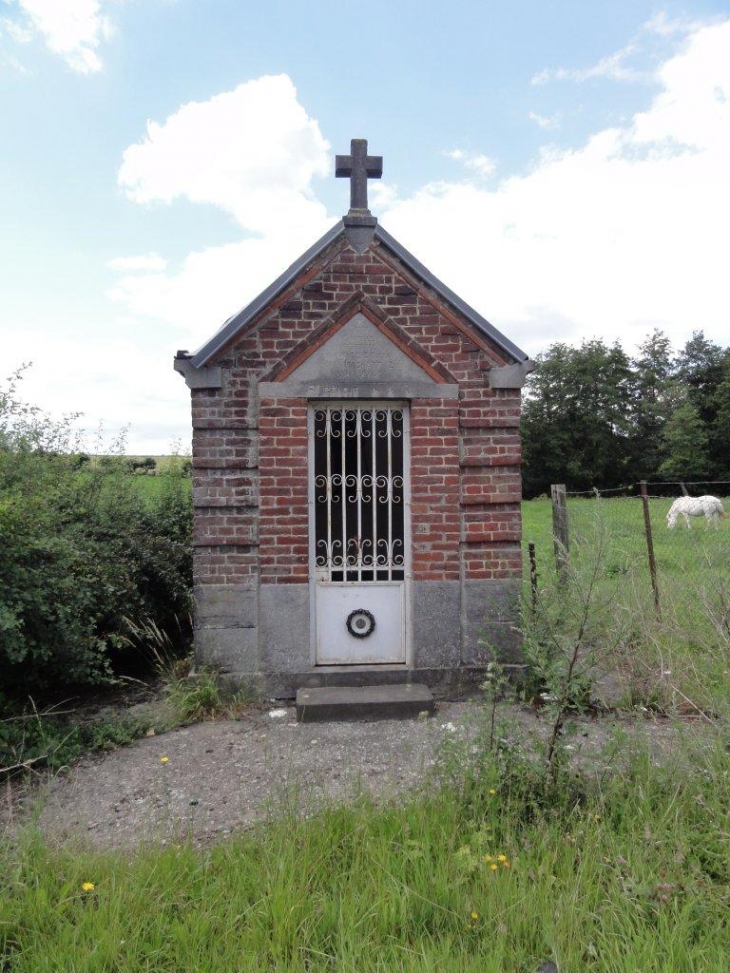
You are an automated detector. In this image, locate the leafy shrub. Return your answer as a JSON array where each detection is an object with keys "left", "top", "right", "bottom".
[{"left": 0, "top": 369, "right": 193, "bottom": 696}]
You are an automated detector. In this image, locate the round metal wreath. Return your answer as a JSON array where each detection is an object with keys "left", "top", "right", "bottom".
[{"left": 346, "top": 608, "right": 376, "bottom": 639}]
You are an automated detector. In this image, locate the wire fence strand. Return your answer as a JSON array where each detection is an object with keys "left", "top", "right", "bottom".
[{"left": 559, "top": 481, "right": 730, "bottom": 620}]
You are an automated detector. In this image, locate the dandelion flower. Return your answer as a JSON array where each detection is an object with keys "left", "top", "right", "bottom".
[
  {"left": 497, "top": 854, "right": 507, "bottom": 862},
  {"left": 490, "top": 863, "right": 499, "bottom": 872},
  {"left": 81, "top": 882, "right": 95, "bottom": 892},
  {"left": 159, "top": 756, "right": 169, "bottom": 764},
  {"left": 470, "top": 911, "right": 479, "bottom": 921},
  {"left": 488, "top": 788, "right": 497, "bottom": 795}
]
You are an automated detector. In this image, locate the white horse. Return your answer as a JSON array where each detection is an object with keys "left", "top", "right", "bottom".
[{"left": 666, "top": 495, "right": 728, "bottom": 529}]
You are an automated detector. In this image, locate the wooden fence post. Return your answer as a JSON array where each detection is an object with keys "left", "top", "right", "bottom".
[
  {"left": 550, "top": 483, "right": 569, "bottom": 582},
  {"left": 640, "top": 480, "right": 661, "bottom": 618}
]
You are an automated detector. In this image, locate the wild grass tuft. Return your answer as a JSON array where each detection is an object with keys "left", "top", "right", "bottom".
[
  {"left": 2, "top": 729, "right": 729, "bottom": 971},
  {"left": 163, "top": 666, "right": 252, "bottom": 723}
]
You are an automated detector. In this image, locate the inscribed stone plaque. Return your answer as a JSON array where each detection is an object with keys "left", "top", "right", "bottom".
[{"left": 286, "top": 313, "right": 437, "bottom": 385}]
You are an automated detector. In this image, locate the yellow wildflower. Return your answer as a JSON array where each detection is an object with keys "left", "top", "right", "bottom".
[
  {"left": 497, "top": 854, "right": 507, "bottom": 862},
  {"left": 488, "top": 788, "right": 497, "bottom": 795},
  {"left": 470, "top": 911, "right": 479, "bottom": 921},
  {"left": 81, "top": 882, "right": 95, "bottom": 892},
  {"left": 484, "top": 854, "right": 493, "bottom": 862},
  {"left": 159, "top": 756, "right": 169, "bottom": 764},
  {"left": 490, "top": 863, "right": 499, "bottom": 872}
]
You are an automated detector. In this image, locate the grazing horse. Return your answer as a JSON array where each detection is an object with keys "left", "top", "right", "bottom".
[{"left": 666, "top": 495, "right": 728, "bottom": 529}]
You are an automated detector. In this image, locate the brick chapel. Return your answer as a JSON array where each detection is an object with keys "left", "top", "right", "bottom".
[{"left": 175, "top": 139, "right": 534, "bottom": 699}]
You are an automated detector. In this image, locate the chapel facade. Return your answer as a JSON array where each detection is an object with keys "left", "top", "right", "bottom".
[{"left": 175, "top": 140, "right": 534, "bottom": 697}]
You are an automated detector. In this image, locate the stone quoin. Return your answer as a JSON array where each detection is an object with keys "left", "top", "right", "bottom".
[{"left": 174, "top": 138, "right": 535, "bottom": 697}]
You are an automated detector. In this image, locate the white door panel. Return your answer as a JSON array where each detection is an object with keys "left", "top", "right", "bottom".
[
  {"left": 310, "top": 403, "right": 410, "bottom": 666},
  {"left": 315, "top": 583, "right": 405, "bottom": 664}
]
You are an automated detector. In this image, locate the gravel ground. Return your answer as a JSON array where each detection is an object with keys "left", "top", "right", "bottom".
[{"left": 1, "top": 700, "right": 697, "bottom": 851}]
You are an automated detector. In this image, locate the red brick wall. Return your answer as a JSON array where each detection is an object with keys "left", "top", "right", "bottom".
[
  {"left": 411, "top": 399, "right": 461, "bottom": 582},
  {"left": 258, "top": 399, "right": 309, "bottom": 584},
  {"left": 189, "top": 234, "right": 523, "bottom": 587},
  {"left": 190, "top": 386, "right": 258, "bottom": 585}
]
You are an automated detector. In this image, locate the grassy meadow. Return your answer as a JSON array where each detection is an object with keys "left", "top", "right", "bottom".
[
  {"left": 2, "top": 496, "right": 730, "bottom": 971},
  {"left": 523, "top": 493, "right": 730, "bottom": 590},
  {"left": 523, "top": 494, "right": 730, "bottom": 716}
]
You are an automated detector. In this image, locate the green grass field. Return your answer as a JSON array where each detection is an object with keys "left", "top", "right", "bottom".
[
  {"left": 2, "top": 730, "right": 728, "bottom": 972},
  {"left": 523, "top": 494, "right": 730, "bottom": 587},
  {"left": 523, "top": 495, "right": 730, "bottom": 716},
  {"left": 2, "top": 493, "right": 729, "bottom": 971}
]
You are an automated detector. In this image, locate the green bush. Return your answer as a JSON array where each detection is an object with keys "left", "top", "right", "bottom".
[{"left": 0, "top": 369, "right": 192, "bottom": 696}]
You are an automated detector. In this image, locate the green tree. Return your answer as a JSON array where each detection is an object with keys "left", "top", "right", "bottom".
[
  {"left": 675, "top": 331, "right": 726, "bottom": 476},
  {"left": 521, "top": 339, "right": 634, "bottom": 495},
  {"left": 658, "top": 392, "right": 710, "bottom": 479},
  {"left": 629, "top": 329, "right": 675, "bottom": 478},
  {"left": 710, "top": 351, "right": 730, "bottom": 478}
]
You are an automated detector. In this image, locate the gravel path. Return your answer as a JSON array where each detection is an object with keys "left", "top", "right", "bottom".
[{"left": 2, "top": 701, "right": 694, "bottom": 850}]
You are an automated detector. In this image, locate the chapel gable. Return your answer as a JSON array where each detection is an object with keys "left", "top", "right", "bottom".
[{"left": 174, "top": 138, "right": 534, "bottom": 700}]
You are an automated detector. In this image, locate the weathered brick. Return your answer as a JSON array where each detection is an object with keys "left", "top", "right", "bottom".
[{"left": 183, "top": 234, "right": 525, "bottom": 590}]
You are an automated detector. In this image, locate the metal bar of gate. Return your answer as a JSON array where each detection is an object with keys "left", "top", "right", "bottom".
[
  {"left": 371, "top": 408, "right": 376, "bottom": 578},
  {"left": 325, "top": 410, "right": 332, "bottom": 579},
  {"left": 340, "top": 409, "right": 346, "bottom": 580},
  {"left": 356, "top": 408, "right": 362, "bottom": 580},
  {"left": 387, "top": 408, "right": 393, "bottom": 581}
]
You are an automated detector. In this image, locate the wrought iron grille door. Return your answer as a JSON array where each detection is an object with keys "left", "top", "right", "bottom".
[{"left": 310, "top": 404, "right": 409, "bottom": 665}]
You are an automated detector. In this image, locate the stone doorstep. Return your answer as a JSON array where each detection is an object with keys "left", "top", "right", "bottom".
[{"left": 296, "top": 683, "right": 435, "bottom": 723}]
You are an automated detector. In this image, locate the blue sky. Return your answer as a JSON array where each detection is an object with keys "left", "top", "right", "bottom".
[{"left": 1, "top": 0, "right": 729, "bottom": 452}]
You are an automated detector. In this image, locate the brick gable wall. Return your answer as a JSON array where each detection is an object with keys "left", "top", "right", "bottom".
[{"left": 190, "top": 235, "right": 522, "bottom": 589}]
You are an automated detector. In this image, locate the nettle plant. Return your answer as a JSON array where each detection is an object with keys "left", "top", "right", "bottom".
[{"left": 522, "top": 514, "right": 629, "bottom": 772}]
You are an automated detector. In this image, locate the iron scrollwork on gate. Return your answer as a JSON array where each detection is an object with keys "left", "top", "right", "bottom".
[{"left": 313, "top": 407, "right": 406, "bottom": 583}]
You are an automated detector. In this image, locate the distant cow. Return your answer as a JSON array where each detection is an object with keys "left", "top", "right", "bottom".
[{"left": 666, "top": 495, "right": 728, "bottom": 529}]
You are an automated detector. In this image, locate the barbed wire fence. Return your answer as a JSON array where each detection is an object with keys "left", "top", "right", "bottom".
[{"left": 547, "top": 480, "right": 730, "bottom": 620}]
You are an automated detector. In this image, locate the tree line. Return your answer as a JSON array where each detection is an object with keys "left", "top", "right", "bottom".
[{"left": 521, "top": 330, "right": 730, "bottom": 497}]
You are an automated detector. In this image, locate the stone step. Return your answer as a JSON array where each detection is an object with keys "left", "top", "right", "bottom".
[{"left": 296, "top": 683, "right": 435, "bottom": 722}]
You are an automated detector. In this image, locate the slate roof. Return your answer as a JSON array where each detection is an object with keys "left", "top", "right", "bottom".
[{"left": 190, "top": 220, "right": 529, "bottom": 369}]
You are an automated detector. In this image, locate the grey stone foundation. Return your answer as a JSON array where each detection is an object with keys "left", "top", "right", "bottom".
[{"left": 193, "top": 579, "right": 522, "bottom": 698}]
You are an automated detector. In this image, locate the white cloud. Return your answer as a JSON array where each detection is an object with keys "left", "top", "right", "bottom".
[
  {"left": 3, "top": 327, "right": 189, "bottom": 455},
  {"left": 6, "top": 0, "right": 113, "bottom": 74},
  {"left": 0, "top": 51, "right": 30, "bottom": 73},
  {"left": 532, "top": 42, "right": 646, "bottom": 85},
  {"left": 531, "top": 12, "right": 714, "bottom": 89},
  {"left": 108, "top": 253, "right": 169, "bottom": 272},
  {"left": 643, "top": 11, "right": 704, "bottom": 38},
  {"left": 445, "top": 149, "right": 496, "bottom": 177},
  {"left": 369, "top": 181, "right": 399, "bottom": 210},
  {"left": 112, "top": 75, "right": 334, "bottom": 344},
  {"left": 108, "top": 231, "right": 334, "bottom": 342},
  {"left": 381, "top": 19, "right": 730, "bottom": 355},
  {"left": 2, "top": 16, "right": 34, "bottom": 43},
  {"left": 528, "top": 110, "right": 561, "bottom": 129},
  {"left": 112, "top": 22, "right": 730, "bottom": 369},
  {"left": 118, "top": 75, "right": 331, "bottom": 236}
]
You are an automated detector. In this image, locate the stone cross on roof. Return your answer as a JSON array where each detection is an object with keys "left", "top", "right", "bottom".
[{"left": 336, "top": 138, "right": 382, "bottom": 216}]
